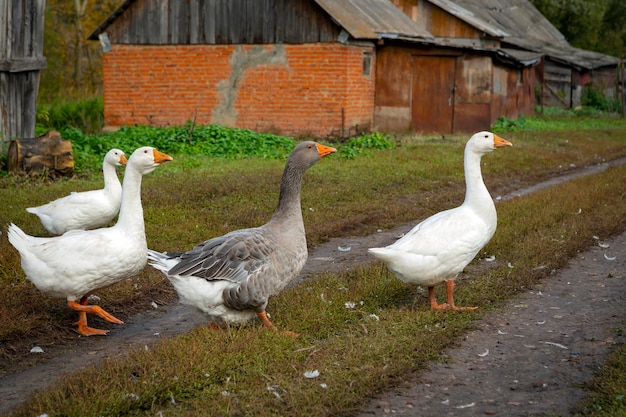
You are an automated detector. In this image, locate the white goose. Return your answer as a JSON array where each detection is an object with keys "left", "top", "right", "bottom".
[
  {"left": 369, "top": 131, "right": 512, "bottom": 310},
  {"left": 26, "top": 148, "right": 128, "bottom": 235},
  {"left": 148, "top": 141, "right": 336, "bottom": 332},
  {"left": 8, "top": 147, "right": 173, "bottom": 336}
]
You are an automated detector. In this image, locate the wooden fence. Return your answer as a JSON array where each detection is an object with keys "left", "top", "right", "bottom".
[{"left": 0, "top": 0, "right": 46, "bottom": 153}]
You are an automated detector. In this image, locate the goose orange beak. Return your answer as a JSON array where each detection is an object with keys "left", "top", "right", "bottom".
[
  {"left": 494, "top": 134, "right": 513, "bottom": 148},
  {"left": 153, "top": 149, "right": 174, "bottom": 164},
  {"left": 315, "top": 143, "right": 337, "bottom": 157},
  {"left": 119, "top": 154, "right": 128, "bottom": 165}
]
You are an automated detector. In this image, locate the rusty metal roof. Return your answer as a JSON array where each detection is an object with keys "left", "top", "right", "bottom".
[
  {"left": 425, "top": 0, "right": 510, "bottom": 38},
  {"left": 428, "top": 0, "right": 619, "bottom": 70},
  {"left": 88, "top": 0, "right": 618, "bottom": 70},
  {"left": 314, "top": 0, "right": 433, "bottom": 40}
]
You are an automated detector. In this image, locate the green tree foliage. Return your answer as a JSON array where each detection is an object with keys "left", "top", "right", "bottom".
[
  {"left": 39, "top": 0, "right": 118, "bottom": 104},
  {"left": 530, "top": 0, "right": 626, "bottom": 58}
]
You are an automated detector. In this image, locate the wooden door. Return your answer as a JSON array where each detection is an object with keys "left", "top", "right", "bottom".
[{"left": 411, "top": 56, "right": 456, "bottom": 134}]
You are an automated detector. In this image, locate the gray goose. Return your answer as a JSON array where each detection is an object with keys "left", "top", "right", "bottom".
[{"left": 147, "top": 141, "right": 336, "bottom": 332}]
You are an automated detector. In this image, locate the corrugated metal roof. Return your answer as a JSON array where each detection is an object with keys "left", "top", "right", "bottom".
[
  {"left": 88, "top": 0, "right": 618, "bottom": 70},
  {"left": 89, "top": 0, "right": 434, "bottom": 42},
  {"left": 497, "top": 48, "right": 542, "bottom": 66},
  {"left": 426, "top": 0, "right": 509, "bottom": 37},
  {"left": 314, "top": 0, "right": 433, "bottom": 40},
  {"left": 434, "top": 0, "right": 619, "bottom": 70}
]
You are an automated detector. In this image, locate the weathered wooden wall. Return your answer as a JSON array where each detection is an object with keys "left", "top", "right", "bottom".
[
  {"left": 0, "top": 0, "right": 46, "bottom": 152},
  {"left": 540, "top": 59, "right": 572, "bottom": 108},
  {"left": 392, "top": 0, "right": 481, "bottom": 39},
  {"left": 102, "top": 0, "right": 341, "bottom": 45}
]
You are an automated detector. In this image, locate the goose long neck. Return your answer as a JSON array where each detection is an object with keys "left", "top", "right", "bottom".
[
  {"left": 462, "top": 147, "right": 491, "bottom": 208},
  {"left": 116, "top": 166, "right": 144, "bottom": 231},
  {"left": 102, "top": 162, "right": 118, "bottom": 191},
  {"left": 271, "top": 162, "right": 305, "bottom": 226}
]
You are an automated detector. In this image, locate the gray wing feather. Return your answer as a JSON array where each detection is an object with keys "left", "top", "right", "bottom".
[{"left": 168, "top": 228, "right": 274, "bottom": 285}]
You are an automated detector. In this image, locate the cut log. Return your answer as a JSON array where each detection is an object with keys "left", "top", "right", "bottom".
[{"left": 8, "top": 131, "right": 74, "bottom": 177}]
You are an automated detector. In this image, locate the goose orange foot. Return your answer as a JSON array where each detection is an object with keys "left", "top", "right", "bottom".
[
  {"left": 257, "top": 311, "right": 299, "bottom": 337},
  {"left": 68, "top": 297, "right": 124, "bottom": 336},
  {"left": 427, "top": 281, "right": 478, "bottom": 311}
]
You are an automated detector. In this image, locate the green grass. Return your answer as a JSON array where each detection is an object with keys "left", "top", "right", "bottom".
[
  {"left": 574, "top": 343, "right": 626, "bottom": 416},
  {"left": 5, "top": 163, "right": 626, "bottom": 416},
  {"left": 1, "top": 124, "right": 626, "bottom": 416}
]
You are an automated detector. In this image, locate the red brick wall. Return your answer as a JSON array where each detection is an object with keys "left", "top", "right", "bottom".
[{"left": 102, "top": 43, "right": 375, "bottom": 137}]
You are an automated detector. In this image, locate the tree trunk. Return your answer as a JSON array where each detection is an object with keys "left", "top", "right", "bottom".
[{"left": 8, "top": 130, "right": 74, "bottom": 177}]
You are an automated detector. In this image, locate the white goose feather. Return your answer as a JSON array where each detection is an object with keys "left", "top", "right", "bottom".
[
  {"left": 369, "top": 131, "right": 512, "bottom": 310},
  {"left": 26, "top": 148, "right": 127, "bottom": 235},
  {"left": 8, "top": 146, "right": 172, "bottom": 335}
]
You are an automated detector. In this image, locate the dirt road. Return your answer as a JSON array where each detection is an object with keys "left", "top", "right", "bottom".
[{"left": 359, "top": 228, "right": 625, "bottom": 416}]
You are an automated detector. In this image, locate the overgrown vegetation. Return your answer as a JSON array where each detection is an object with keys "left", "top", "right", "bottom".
[
  {"left": 491, "top": 106, "right": 626, "bottom": 132},
  {"left": 36, "top": 97, "right": 105, "bottom": 135},
  {"left": 1, "top": 125, "right": 626, "bottom": 416},
  {"left": 31, "top": 98, "right": 396, "bottom": 175}
]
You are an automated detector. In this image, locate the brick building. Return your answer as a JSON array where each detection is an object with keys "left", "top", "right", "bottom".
[{"left": 89, "top": 0, "right": 618, "bottom": 137}]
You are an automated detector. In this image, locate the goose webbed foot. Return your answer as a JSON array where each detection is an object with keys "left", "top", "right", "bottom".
[
  {"left": 444, "top": 280, "right": 477, "bottom": 311},
  {"left": 257, "top": 311, "right": 299, "bottom": 337},
  {"left": 68, "top": 297, "right": 124, "bottom": 336},
  {"left": 427, "top": 282, "right": 478, "bottom": 311}
]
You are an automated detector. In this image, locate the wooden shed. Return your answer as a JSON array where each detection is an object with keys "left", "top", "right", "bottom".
[
  {"left": 0, "top": 0, "right": 46, "bottom": 151},
  {"left": 88, "top": 0, "right": 430, "bottom": 137},
  {"left": 376, "top": 0, "right": 540, "bottom": 133},
  {"left": 438, "top": 0, "right": 621, "bottom": 109},
  {"left": 90, "top": 0, "right": 546, "bottom": 136},
  {"left": 89, "top": 0, "right": 621, "bottom": 137}
]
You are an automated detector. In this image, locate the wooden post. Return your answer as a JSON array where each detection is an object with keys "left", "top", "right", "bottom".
[
  {"left": 618, "top": 59, "right": 626, "bottom": 117},
  {"left": 0, "top": 0, "right": 47, "bottom": 152},
  {"left": 8, "top": 131, "right": 74, "bottom": 177}
]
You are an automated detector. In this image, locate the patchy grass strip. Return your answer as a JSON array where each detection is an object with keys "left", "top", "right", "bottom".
[
  {"left": 8, "top": 164, "right": 626, "bottom": 417},
  {"left": 574, "top": 343, "right": 626, "bottom": 416}
]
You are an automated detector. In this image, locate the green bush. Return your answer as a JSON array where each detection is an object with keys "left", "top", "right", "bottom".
[
  {"left": 339, "top": 132, "right": 395, "bottom": 159},
  {"left": 582, "top": 87, "right": 622, "bottom": 113},
  {"left": 36, "top": 97, "right": 104, "bottom": 135}
]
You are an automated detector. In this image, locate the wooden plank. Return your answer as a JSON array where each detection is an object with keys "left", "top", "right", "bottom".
[
  {"left": 227, "top": 0, "right": 237, "bottom": 44},
  {"left": 190, "top": 0, "right": 200, "bottom": 44},
  {"left": 244, "top": 0, "right": 255, "bottom": 43},
  {"left": 11, "top": 0, "right": 24, "bottom": 57},
  {"left": 0, "top": 72, "right": 10, "bottom": 149},
  {"left": 0, "top": 1, "right": 8, "bottom": 61},
  {"left": 0, "top": 57, "right": 47, "bottom": 72},
  {"left": 0, "top": 0, "right": 44, "bottom": 147},
  {"left": 203, "top": 0, "right": 216, "bottom": 44},
  {"left": 159, "top": 0, "right": 169, "bottom": 44},
  {"left": 215, "top": 0, "right": 227, "bottom": 43},
  {"left": 33, "top": 0, "right": 45, "bottom": 54},
  {"left": 264, "top": 0, "right": 274, "bottom": 43},
  {"left": 168, "top": 0, "right": 178, "bottom": 43}
]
